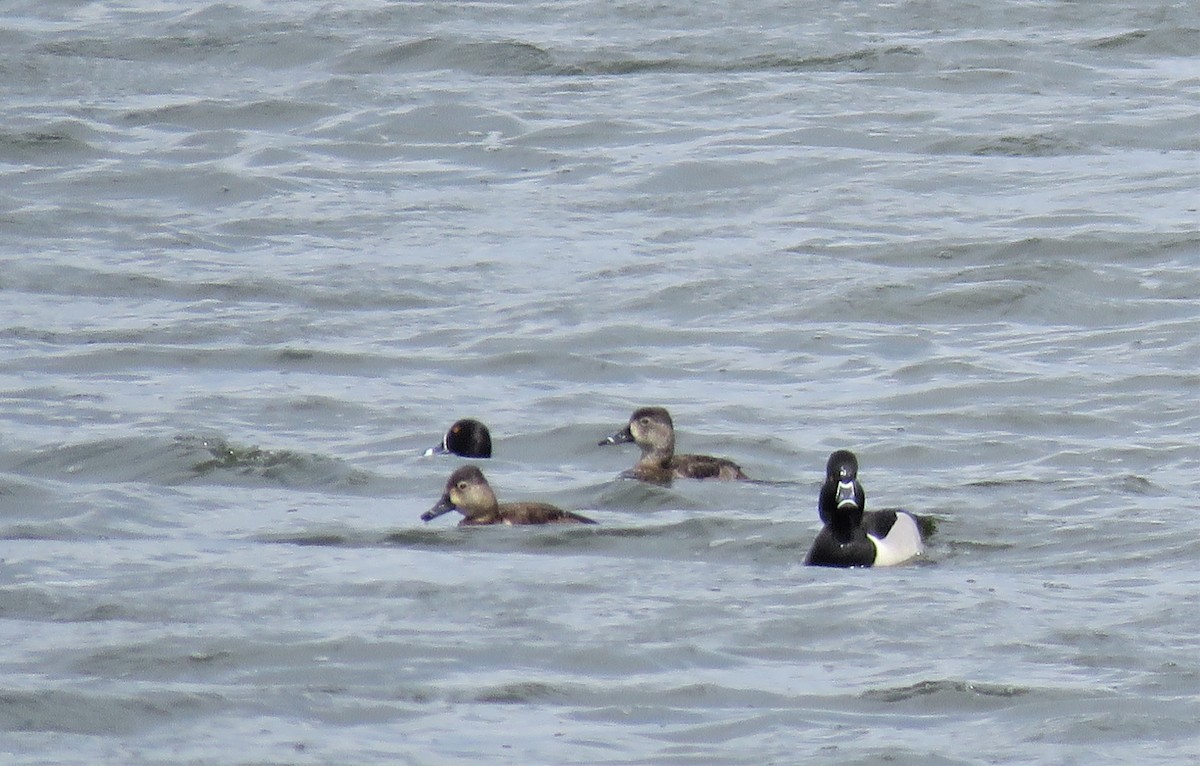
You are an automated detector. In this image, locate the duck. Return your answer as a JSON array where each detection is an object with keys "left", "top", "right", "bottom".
[
  {"left": 804, "top": 450, "right": 925, "bottom": 567},
  {"left": 421, "top": 465, "right": 596, "bottom": 526},
  {"left": 598, "top": 406, "right": 749, "bottom": 483},
  {"left": 424, "top": 418, "right": 492, "bottom": 458}
]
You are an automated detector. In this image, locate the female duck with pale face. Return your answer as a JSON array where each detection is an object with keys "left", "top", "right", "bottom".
[
  {"left": 422, "top": 465, "right": 596, "bottom": 526},
  {"left": 599, "top": 406, "right": 748, "bottom": 484}
]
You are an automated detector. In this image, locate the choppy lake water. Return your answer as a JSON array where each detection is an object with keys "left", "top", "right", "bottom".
[{"left": 2, "top": 1, "right": 1198, "bottom": 763}]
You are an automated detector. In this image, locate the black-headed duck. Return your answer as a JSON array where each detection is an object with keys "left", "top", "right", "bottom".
[
  {"left": 422, "top": 465, "right": 596, "bottom": 526},
  {"left": 805, "top": 450, "right": 925, "bottom": 567},
  {"left": 599, "top": 406, "right": 748, "bottom": 483},
  {"left": 424, "top": 418, "right": 492, "bottom": 458}
]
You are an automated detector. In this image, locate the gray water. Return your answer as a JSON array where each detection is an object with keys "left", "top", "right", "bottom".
[{"left": 2, "top": 0, "right": 1198, "bottom": 763}]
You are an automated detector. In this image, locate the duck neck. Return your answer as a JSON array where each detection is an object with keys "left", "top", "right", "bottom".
[
  {"left": 637, "top": 435, "right": 675, "bottom": 467},
  {"left": 462, "top": 487, "right": 501, "bottom": 522},
  {"left": 829, "top": 507, "right": 865, "bottom": 544}
]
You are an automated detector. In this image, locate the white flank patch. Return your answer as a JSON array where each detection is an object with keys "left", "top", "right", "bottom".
[{"left": 868, "top": 513, "right": 924, "bottom": 567}]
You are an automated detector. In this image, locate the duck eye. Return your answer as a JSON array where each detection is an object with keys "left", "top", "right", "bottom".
[
  {"left": 639, "top": 417, "right": 650, "bottom": 425},
  {"left": 456, "top": 481, "right": 469, "bottom": 491}
]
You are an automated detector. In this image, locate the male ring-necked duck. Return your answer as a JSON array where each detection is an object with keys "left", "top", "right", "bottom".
[
  {"left": 804, "top": 450, "right": 924, "bottom": 567},
  {"left": 598, "top": 406, "right": 749, "bottom": 483},
  {"left": 422, "top": 465, "right": 596, "bottom": 526},
  {"left": 424, "top": 418, "right": 492, "bottom": 458}
]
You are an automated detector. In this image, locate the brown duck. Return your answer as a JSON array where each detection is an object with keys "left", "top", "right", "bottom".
[
  {"left": 422, "top": 465, "right": 596, "bottom": 526},
  {"left": 599, "top": 406, "right": 749, "bottom": 483}
]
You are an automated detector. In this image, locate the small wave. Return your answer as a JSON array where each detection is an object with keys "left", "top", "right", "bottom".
[
  {"left": 473, "top": 681, "right": 572, "bottom": 704},
  {"left": 258, "top": 526, "right": 562, "bottom": 550},
  {"left": 39, "top": 35, "right": 238, "bottom": 64},
  {"left": 576, "top": 46, "right": 922, "bottom": 76},
  {"left": 259, "top": 531, "right": 356, "bottom": 547},
  {"left": 337, "top": 37, "right": 555, "bottom": 75},
  {"left": 6, "top": 437, "right": 193, "bottom": 485},
  {"left": 1, "top": 433, "right": 373, "bottom": 492},
  {"left": 966, "top": 478, "right": 1043, "bottom": 488},
  {"left": 121, "top": 98, "right": 332, "bottom": 130},
  {"left": 463, "top": 680, "right": 795, "bottom": 709},
  {"left": 1089, "top": 27, "right": 1200, "bottom": 56},
  {"left": 589, "top": 478, "right": 705, "bottom": 511},
  {"left": 266, "top": 515, "right": 807, "bottom": 566},
  {"left": 39, "top": 17, "right": 334, "bottom": 70},
  {"left": 179, "top": 434, "right": 373, "bottom": 490},
  {"left": 971, "top": 132, "right": 1084, "bottom": 157},
  {"left": 1107, "top": 475, "right": 1160, "bottom": 496},
  {"left": 943, "top": 540, "right": 1018, "bottom": 555},
  {"left": 1, "top": 261, "right": 443, "bottom": 313},
  {"left": 929, "top": 133, "right": 1088, "bottom": 158},
  {"left": 0, "top": 688, "right": 219, "bottom": 736},
  {"left": 0, "top": 123, "right": 101, "bottom": 163},
  {"left": 257, "top": 528, "right": 421, "bottom": 549},
  {"left": 0, "top": 586, "right": 134, "bottom": 624},
  {"left": 1, "top": 522, "right": 84, "bottom": 542},
  {"left": 862, "top": 678, "right": 1029, "bottom": 703},
  {"left": 337, "top": 37, "right": 921, "bottom": 77}
]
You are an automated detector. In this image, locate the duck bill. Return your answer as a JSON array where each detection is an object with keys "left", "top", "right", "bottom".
[
  {"left": 421, "top": 495, "right": 457, "bottom": 522},
  {"left": 835, "top": 480, "right": 861, "bottom": 511},
  {"left": 423, "top": 442, "right": 450, "bottom": 457},
  {"left": 598, "top": 427, "right": 634, "bottom": 447}
]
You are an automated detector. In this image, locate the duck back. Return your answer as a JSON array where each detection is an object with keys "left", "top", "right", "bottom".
[
  {"left": 474, "top": 502, "right": 596, "bottom": 526},
  {"left": 672, "top": 454, "right": 748, "bottom": 481}
]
